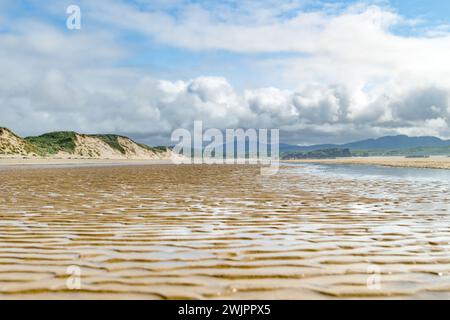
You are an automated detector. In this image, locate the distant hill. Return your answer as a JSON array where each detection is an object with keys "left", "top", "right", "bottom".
[
  {"left": 0, "top": 127, "right": 172, "bottom": 159},
  {"left": 282, "top": 148, "right": 351, "bottom": 160},
  {"left": 343, "top": 135, "right": 450, "bottom": 150},
  {"left": 281, "top": 135, "right": 450, "bottom": 155}
]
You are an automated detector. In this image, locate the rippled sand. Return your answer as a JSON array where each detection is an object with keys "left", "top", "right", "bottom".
[{"left": 1, "top": 164, "right": 450, "bottom": 299}]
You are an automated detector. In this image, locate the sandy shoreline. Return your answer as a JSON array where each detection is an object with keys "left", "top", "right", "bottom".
[
  {"left": 0, "top": 157, "right": 173, "bottom": 167},
  {"left": 284, "top": 156, "right": 450, "bottom": 170},
  {"left": 3, "top": 156, "right": 450, "bottom": 170}
]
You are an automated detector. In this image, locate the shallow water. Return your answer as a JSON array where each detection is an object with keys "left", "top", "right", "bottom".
[
  {"left": 289, "top": 162, "right": 450, "bottom": 182},
  {"left": 0, "top": 164, "right": 450, "bottom": 299}
]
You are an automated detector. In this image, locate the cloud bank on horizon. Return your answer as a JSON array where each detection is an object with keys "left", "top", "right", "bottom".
[{"left": 1, "top": 0, "right": 450, "bottom": 145}]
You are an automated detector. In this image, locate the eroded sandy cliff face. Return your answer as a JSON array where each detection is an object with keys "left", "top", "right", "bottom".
[
  {"left": 0, "top": 128, "right": 37, "bottom": 156},
  {"left": 68, "top": 134, "right": 171, "bottom": 159}
]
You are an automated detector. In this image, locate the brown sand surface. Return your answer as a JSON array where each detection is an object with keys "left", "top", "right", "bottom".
[
  {"left": 0, "top": 157, "right": 172, "bottom": 167},
  {"left": 1, "top": 164, "right": 450, "bottom": 299},
  {"left": 285, "top": 156, "right": 450, "bottom": 169}
]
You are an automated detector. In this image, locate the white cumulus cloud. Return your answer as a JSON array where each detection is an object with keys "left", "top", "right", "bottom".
[{"left": 1, "top": 1, "right": 450, "bottom": 145}]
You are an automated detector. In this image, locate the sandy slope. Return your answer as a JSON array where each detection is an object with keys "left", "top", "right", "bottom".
[
  {"left": 0, "top": 128, "right": 36, "bottom": 156},
  {"left": 0, "top": 127, "right": 174, "bottom": 161},
  {"left": 55, "top": 134, "right": 172, "bottom": 160}
]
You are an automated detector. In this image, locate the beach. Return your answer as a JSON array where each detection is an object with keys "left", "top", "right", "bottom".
[
  {"left": 285, "top": 156, "right": 450, "bottom": 170},
  {"left": 2, "top": 155, "right": 450, "bottom": 170},
  {"left": 1, "top": 163, "right": 450, "bottom": 299},
  {"left": 0, "top": 157, "right": 172, "bottom": 167}
]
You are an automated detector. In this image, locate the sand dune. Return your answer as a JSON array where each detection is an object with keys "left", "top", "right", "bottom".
[{"left": 0, "top": 127, "right": 173, "bottom": 160}]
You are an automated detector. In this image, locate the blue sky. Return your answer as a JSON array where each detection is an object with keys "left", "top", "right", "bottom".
[
  {"left": 4, "top": 0, "right": 449, "bottom": 88},
  {"left": 390, "top": 0, "right": 450, "bottom": 21},
  {"left": 1, "top": 0, "right": 450, "bottom": 144}
]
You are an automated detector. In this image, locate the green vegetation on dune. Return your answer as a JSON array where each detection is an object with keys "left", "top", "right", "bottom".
[
  {"left": 136, "top": 142, "right": 153, "bottom": 151},
  {"left": 22, "top": 142, "right": 39, "bottom": 155},
  {"left": 91, "top": 134, "right": 126, "bottom": 154},
  {"left": 138, "top": 143, "right": 168, "bottom": 153},
  {"left": 153, "top": 146, "right": 169, "bottom": 153},
  {"left": 25, "top": 131, "right": 77, "bottom": 155}
]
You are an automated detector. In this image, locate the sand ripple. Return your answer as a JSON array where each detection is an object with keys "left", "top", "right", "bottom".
[{"left": 0, "top": 164, "right": 450, "bottom": 299}]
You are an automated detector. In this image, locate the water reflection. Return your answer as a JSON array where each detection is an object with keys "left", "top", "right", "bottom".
[
  {"left": 0, "top": 164, "right": 449, "bottom": 299},
  {"left": 287, "top": 162, "right": 450, "bottom": 182}
]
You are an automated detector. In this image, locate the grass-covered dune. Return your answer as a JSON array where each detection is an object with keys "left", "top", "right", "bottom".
[
  {"left": 1, "top": 128, "right": 170, "bottom": 159},
  {"left": 25, "top": 131, "right": 78, "bottom": 155}
]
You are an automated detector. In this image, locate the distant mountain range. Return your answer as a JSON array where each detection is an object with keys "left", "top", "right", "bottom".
[
  {"left": 281, "top": 135, "right": 450, "bottom": 154},
  {"left": 182, "top": 134, "right": 450, "bottom": 158}
]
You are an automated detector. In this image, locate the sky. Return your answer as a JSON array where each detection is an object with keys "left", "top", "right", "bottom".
[{"left": 1, "top": 0, "right": 450, "bottom": 145}]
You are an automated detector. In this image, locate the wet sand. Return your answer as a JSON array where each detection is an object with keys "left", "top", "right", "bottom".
[
  {"left": 0, "top": 157, "right": 171, "bottom": 167},
  {"left": 3, "top": 156, "right": 450, "bottom": 170},
  {"left": 286, "top": 156, "right": 450, "bottom": 170},
  {"left": 1, "top": 164, "right": 450, "bottom": 299}
]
